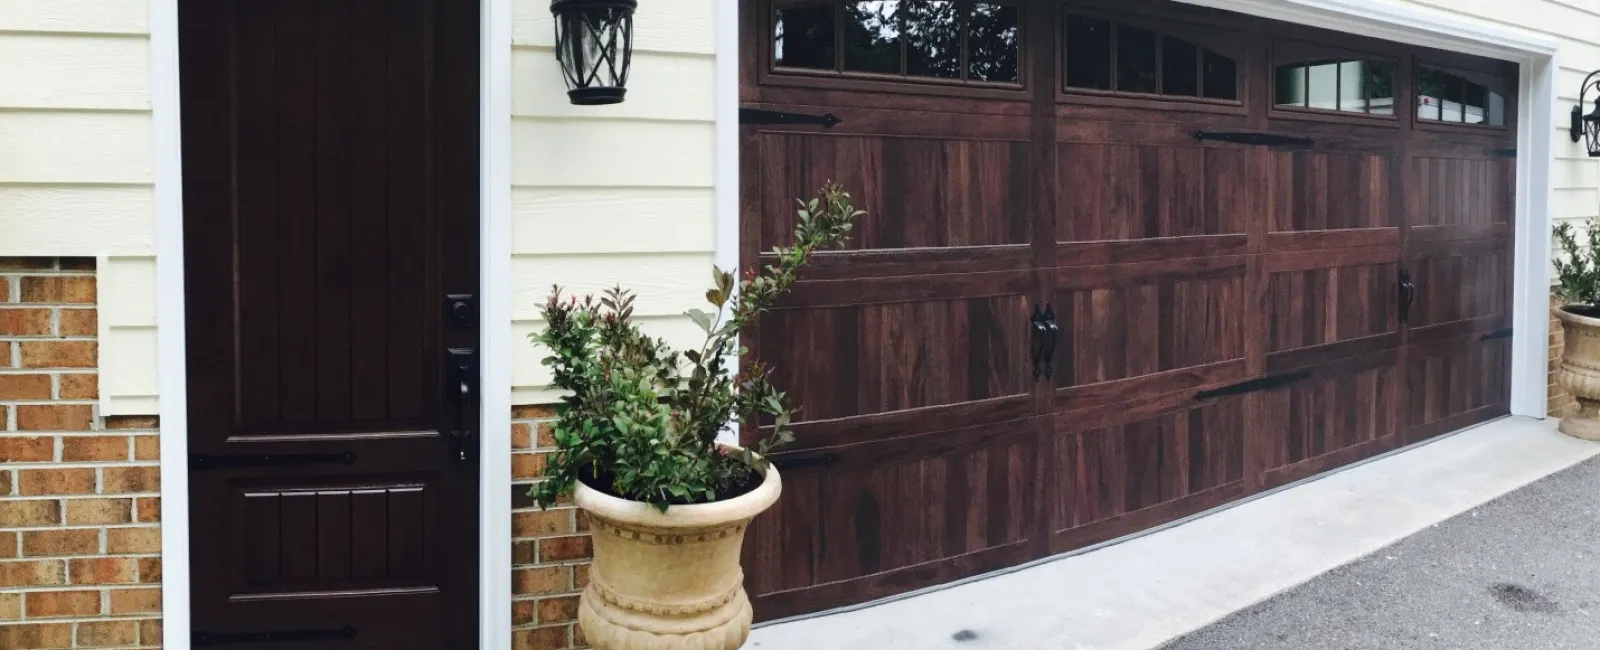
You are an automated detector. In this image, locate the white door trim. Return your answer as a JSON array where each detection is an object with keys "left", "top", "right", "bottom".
[
  {"left": 1181, "top": 0, "right": 1559, "bottom": 420},
  {"left": 149, "top": 0, "right": 514, "bottom": 647}
]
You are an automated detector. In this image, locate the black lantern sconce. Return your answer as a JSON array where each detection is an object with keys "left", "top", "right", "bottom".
[
  {"left": 1571, "top": 71, "right": 1600, "bottom": 157},
  {"left": 550, "top": 0, "right": 636, "bottom": 105}
]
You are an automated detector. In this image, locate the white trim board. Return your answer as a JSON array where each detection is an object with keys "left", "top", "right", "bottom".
[{"left": 149, "top": 1, "right": 515, "bottom": 647}]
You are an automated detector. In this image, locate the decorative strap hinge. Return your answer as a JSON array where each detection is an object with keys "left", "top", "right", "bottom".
[
  {"left": 1195, "top": 371, "right": 1312, "bottom": 401},
  {"left": 739, "top": 108, "right": 842, "bottom": 128}
]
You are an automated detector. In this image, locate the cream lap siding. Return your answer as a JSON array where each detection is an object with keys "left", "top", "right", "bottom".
[
  {"left": 0, "top": 2, "right": 156, "bottom": 417},
  {"left": 510, "top": 0, "right": 718, "bottom": 405}
]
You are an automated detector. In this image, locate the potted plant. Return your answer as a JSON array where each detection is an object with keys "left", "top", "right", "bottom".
[
  {"left": 1553, "top": 217, "right": 1600, "bottom": 440},
  {"left": 530, "top": 183, "right": 862, "bottom": 650}
]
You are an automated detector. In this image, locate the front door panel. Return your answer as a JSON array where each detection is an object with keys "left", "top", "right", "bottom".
[{"left": 180, "top": 0, "right": 480, "bottom": 646}]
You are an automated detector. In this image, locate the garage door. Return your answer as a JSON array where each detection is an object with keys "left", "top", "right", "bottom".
[{"left": 739, "top": 0, "right": 1515, "bottom": 621}]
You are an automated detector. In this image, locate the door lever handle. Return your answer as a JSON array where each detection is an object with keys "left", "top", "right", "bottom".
[
  {"left": 447, "top": 348, "right": 477, "bottom": 462},
  {"left": 1398, "top": 268, "right": 1416, "bottom": 324}
]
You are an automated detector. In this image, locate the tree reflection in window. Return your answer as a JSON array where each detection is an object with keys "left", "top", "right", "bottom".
[
  {"left": 1275, "top": 57, "right": 1395, "bottom": 115},
  {"left": 1062, "top": 14, "right": 1239, "bottom": 101},
  {"left": 772, "top": 1, "right": 1021, "bottom": 85},
  {"left": 1418, "top": 65, "right": 1505, "bottom": 126}
]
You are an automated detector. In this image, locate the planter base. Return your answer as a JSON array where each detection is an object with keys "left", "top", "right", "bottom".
[
  {"left": 578, "top": 579, "right": 753, "bottom": 650},
  {"left": 1556, "top": 306, "right": 1600, "bottom": 442},
  {"left": 1559, "top": 398, "right": 1600, "bottom": 442}
]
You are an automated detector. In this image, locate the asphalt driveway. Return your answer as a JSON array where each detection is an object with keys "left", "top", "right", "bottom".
[{"left": 1160, "top": 454, "right": 1600, "bottom": 650}]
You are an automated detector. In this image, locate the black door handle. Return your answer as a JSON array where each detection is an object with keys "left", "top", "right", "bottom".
[
  {"left": 447, "top": 348, "right": 477, "bottom": 462},
  {"left": 1398, "top": 268, "right": 1416, "bottom": 324},
  {"left": 1031, "top": 304, "right": 1060, "bottom": 382}
]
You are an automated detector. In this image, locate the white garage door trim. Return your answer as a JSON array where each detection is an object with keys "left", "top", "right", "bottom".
[{"left": 712, "top": 0, "right": 1559, "bottom": 424}]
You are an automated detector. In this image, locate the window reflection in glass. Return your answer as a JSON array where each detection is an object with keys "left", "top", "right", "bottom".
[
  {"left": 1276, "top": 64, "right": 1307, "bottom": 107},
  {"left": 1440, "top": 72, "right": 1465, "bottom": 121},
  {"left": 1368, "top": 61, "right": 1395, "bottom": 115},
  {"left": 1489, "top": 91, "right": 1506, "bottom": 126},
  {"left": 775, "top": 4, "right": 836, "bottom": 70},
  {"left": 1116, "top": 24, "right": 1159, "bottom": 93},
  {"left": 1464, "top": 81, "right": 1488, "bottom": 124},
  {"left": 843, "top": 1, "right": 900, "bottom": 74},
  {"left": 1163, "top": 37, "right": 1200, "bottom": 96},
  {"left": 969, "top": 3, "right": 1020, "bottom": 83},
  {"left": 905, "top": 1, "right": 960, "bottom": 78},
  {"left": 1337, "top": 61, "right": 1365, "bottom": 112},
  {"left": 1065, "top": 16, "right": 1113, "bottom": 90},
  {"left": 1417, "top": 67, "right": 1445, "bottom": 121},
  {"left": 1307, "top": 62, "right": 1337, "bottom": 111},
  {"left": 1202, "top": 49, "right": 1238, "bottom": 100}
]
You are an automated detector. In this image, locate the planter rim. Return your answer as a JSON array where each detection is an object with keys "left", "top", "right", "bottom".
[
  {"left": 1556, "top": 304, "right": 1600, "bottom": 328},
  {"left": 573, "top": 446, "right": 782, "bottom": 530}
]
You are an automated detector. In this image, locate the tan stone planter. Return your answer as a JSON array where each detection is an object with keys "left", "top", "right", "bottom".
[
  {"left": 574, "top": 459, "right": 782, "bottom": 650},
  {"left": 1556, "top": 306, "right": 1600, "bottom": 441}
]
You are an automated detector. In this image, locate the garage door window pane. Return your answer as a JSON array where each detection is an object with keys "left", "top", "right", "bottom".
[
  {"left": 844, "top": 1, "right": 901, "bottom": 74},
  {"left": 1464, "top": 81, "right": 1489, "bottom": 124},
  {"left": 906, "top": 1, "right": 960, "bottom": 78},
  {"left": 1489, "top": 91, "right": 1506, "bottom": 126},
  {"left": 1065, "top": 16, "right": 1113, "bottom": 90},
  {"left": 1337, "top": 61, "right": 1366, "bottom": 112},
  {"left": 1116, "top": 25, "right": 1159, "bottom": 93},
  {"left": 1307, "top": 62, "right": 1338, "bottom": 111},
  {"left": 775, "top": 4, "right": 836, "bottom": 70},
  {"left": 1439, "top": 72, "right": 1465, "bottom": 121},
  {"left": 1368, "top": 61, "right": 1395, "bottom": 115},
  {"left": 969, "top": 3, "right": 1020, "bottom": 82},
  {"left": 1276, "top": 64, "right": 1307, "bottom": 107},
  {"left": 1163, "top": 37, "right": 1200, "bottom": 96},
  {"left": 1202, "top": 48, "right": 1237, "bottom": 100}
]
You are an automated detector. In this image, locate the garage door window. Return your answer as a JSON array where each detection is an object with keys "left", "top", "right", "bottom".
[
  {"left": 1274, "top": 57, "right": 1396, "bottom": 115},
  {"left": 1417, "top": 64, "right": 1506, "bottom": 126},
  {"left": 1063, "top": 14, "right": 1238, "bottom": 101},
  {"left": 773, "top": 1, "right": 1021, "bottom": 85}
]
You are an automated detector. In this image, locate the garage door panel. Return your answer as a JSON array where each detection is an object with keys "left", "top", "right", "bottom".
[
  {"left": 1265, "top": 227, "right": 1397, "bottom": 253},
  {"left": 1406, "top": 335, "right": 1511, "bottom": 440},
  {"left": 1408, "top": 239, "right": 1511, "bottom": 330},
  {"left": 760, "top": 292, "right": 1032, "bottom": 427},
  {"left": 1057, "top": 142, "right": 1250, "bottom": 242},
  {"left": 1048, "top": 394, "right": 1246, "bottom": 547},
  {"left": 757, "top": 132, "right": 1032, "bottom": 252},
  {"left": 1270, "top": 151, "right": 1397, "bottom": 232},
  {"left": 1264, "top": 258, "right": 1398, "bottom": 354},
  {"left": 1049, "top": 262, "right": 1245, "bottom": 391},
  {"left": 1258, "top": 348, "right": 1400, "bottom": 481},
  {"left": 746, "top": 418, "right": 1040, "bottom": 618},
  {"left": 785, "top": 245, "right": 1032, "bottom": 280},
  {"left": 1410, "top": 156, "right": 1513, "bottom": 230}
]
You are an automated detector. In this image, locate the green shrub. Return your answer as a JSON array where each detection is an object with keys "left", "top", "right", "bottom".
[
  {"left": 530, "top": 183, "right": 862, "bottom": 511},
  {"left": 1555, "top": 218, "right": 1600, "bottom": 308}
]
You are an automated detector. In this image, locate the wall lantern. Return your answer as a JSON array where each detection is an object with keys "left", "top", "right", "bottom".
[
  {"left": 1571, "top": 71, "right": 1600, "bottom": 157},
  {"left": 550, "top": 0, "right": 636, "bottom": 105}
]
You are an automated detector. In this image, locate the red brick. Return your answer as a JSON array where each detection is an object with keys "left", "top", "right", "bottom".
[
  {"left": 512, "top": 405, "right": 557, "bottom": 420},
  {"left": 137, "top": 557, "right": 161, "bottom": 584},
  {"left": 64, "top": 498, "right": 132, "bottom": 525},
  {"left": 0, "top": 437, "right": 55, "bottom": 463},
  {"left": 0, "top": 374, "right": 52, "bottom": 400},
  {"left": 58, "top": 258, "right": 94, "bottom": 271},
  {"left": 512, "top": 566, "right": 568, "bottom": 596},
  {"left": 512, "top": 452, "right": 548, "bottom": 480},
  {"left": 23, "top": 590, "right": 99, "bottom": 618},
  {"left": 513, "top": 599, "right": 537, "bottom": 625},
  {"left": 58, "top": 309, "right": 96, "bottom": 337},
  {"left": 132, "top": 436, "right": 158, "bottom": 461},
  {"left": 21, "top": 529, "right": 100, "bottom": 557},
  {"left": 135, "top": 497, "right": 160, "bottom": 523},
  {"left": 61, "top": 437, "right": 128, "bottom": 462},
  {"left": 108, "top": 587, "right": 160, "bottom": 614},
  {"left": 18, "top": 468, "right": 95, "bottom": 495},
  {"left": 0, "top": 500, "right": 61, "bottom": 527},
  {"left": 19, "top": 277, "right": 95, "bottom": 304},
  {"left": 513, "top": 540, "right": 536, "bottom": 565},
  {"left": 0, "top": 533, "right": 16, "bottom": 559},
  {"left": 68, "top": 557, "right": 137, "bottom": 585},
  {"left": 0, "top": 560, "right": 65, "bottom": 587},
  {"left": 0, "top": 309, "right": 51, "bottom": 336},
  {"left": 103, "top": 466, "right": 160, "bottom": 494},
  {"left": 513, "top": 509, "right": 573, "bottom": 538},
  {"left": 18, "top": 341, "right": 96, "bottom": 369},
  {"left": 0, "top": 593, "right": 17, "bottom": 621},
  {"left": 538, "top": 536, "right": 592, "bottom": 562},
  {"left": 17, "top": 405, "right": 93, "bottom": 431},
  {"left": 536, "top": 595, "right": 580, "bottom": 624},
  {"left": 0, "top": 623, "right": 74, "bottom": 649},
  {"left": 512, "top": 626, "right": 569, "bottom": 650},
  {"left": 106, "top": 528, "right": 160, "bottom": 554},
  {"left": 75, "top": 620, "right": 138, "bottom": 647},
  {"left": 536, "top": 422, "right": 558, "bottom": 448},
  {"left": 104, "top": 416, "right": 158, "bottom": 431},
  {"left": 57, "top": 373, "right": 97, "bottom": 399},
  {"left": 0, "top": 469, "right": 10, "bottom": 496},
  {"left": 0, "top": 258, "right": 55, "bottom": 271},
  {"left": 138, "top": 619, "right": 162, "bottom": 646},
  {"left": 512, "top": 423, "right": 533, "bottom": 449},
  {"left": 573, "top": 563, "right": 590, "bottom": 589}
]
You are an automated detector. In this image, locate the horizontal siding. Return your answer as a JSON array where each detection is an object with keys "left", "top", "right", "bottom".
[
  {"left": 0, "top": 8, "right": 155, "bottom": 413},
  {"left": 508, "top": 0, "right": 718, "bottom": 401}
]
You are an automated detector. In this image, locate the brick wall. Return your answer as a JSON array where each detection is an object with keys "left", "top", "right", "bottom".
[
  {"left": 1551, "top": 294, "right": 1576, "bottom": 418},
  {"left": 0, "top": 258, "right": 162, "bottom": 649},
  {"left": 510, "top": 405, "right": 592, "bottom": 650}
]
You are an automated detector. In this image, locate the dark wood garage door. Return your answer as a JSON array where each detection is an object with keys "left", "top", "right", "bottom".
[{"left": 741, "top": 0, "right": 1515, "bottom": 621}]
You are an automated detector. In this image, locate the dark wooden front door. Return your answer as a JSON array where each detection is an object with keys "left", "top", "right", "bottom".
[
  {"left": 741, "top": 0, "right": 1515, "bottom": 621},
  {"left": 179, "top": 0, "right": 480, "bottom": 646}
]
